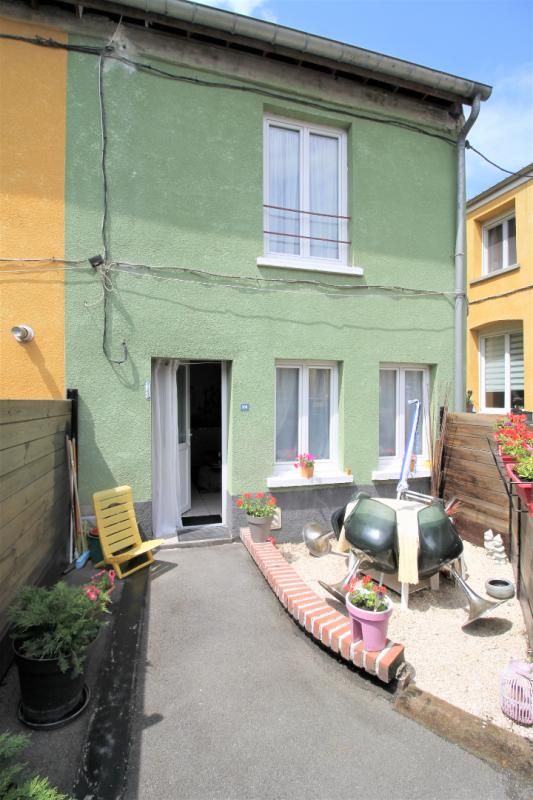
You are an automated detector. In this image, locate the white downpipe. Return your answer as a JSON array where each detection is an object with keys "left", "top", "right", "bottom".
[{"left": 454, "top": 94, "right": 481, "bottom": 411}]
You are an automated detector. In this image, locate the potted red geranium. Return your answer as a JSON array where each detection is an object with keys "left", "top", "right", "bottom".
[
  {"left": 236, "top": 492, "right": 277, "bottom": 543},
  {"left": 495, "top": 414, "right": 533, "bottom": 463},
  {"left": 506, "top": 454, "right": 533, "bottom": 513}
]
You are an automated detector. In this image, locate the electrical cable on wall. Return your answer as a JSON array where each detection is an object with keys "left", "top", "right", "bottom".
[
  {"left": 465, "top": 142, "right": 533, "bottom": 179},
  {"left": 0, "top": 259, "right": 458, "bottom": 299},
  {"left": 0, "top": 32, "right": 457, "bottom": 146},
  {"left": 2, "top": 26, "right": 529, "bottom": 350},
  {"left": 0, "top": 32, "right": 529, "bottom": 175}
]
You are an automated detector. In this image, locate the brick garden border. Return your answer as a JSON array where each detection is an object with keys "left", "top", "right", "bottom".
[{"left": 240, "top": 529, "right": 405, "bottom": 683}]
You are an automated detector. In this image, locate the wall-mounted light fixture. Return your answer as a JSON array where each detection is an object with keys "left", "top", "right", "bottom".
[{"left": 11, "top": 325, "right": 35, "bottom": 343}]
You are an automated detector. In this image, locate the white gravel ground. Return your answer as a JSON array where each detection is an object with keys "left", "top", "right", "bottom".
[{"left": 278, "top": 540, "right": 532, "bottom": 740}]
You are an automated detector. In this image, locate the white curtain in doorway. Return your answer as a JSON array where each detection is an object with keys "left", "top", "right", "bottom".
[{"left": 152, "top": 358, "right": 182, "bottom": 537}]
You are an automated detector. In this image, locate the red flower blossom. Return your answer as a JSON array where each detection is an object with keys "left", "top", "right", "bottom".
[
  {"left": 243, "top": 492, "right": 252, "bottom": 499},
  {"left": 256, "top": 492, "right": 265, "bottom": 499},
  {"left": 376, "top": 585, "right": 387, "bottom": 594},
  {"left": 267, "top": 497, "right": 276, "bottom": 506},
  {"left": 236, "top": 499, "right": 243, "bottom": 508},
  {"left": 346, "top": 576, "right": 357, "bottom": 592},
  {"left": 362, "top": 575, "right": 372, "bottom": 585}
]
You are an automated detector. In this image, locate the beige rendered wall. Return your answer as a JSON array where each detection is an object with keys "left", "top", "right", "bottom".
[
  {"left": 0, "top": 18, "right": 67, "bottom": 399},
  {"left": 466, "top": 179, "right": 533, "bottom": 411}
]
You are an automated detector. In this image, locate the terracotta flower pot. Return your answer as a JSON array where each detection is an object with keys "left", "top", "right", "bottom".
[
  {"left": 299, "top": 464, "right": 314, "bottom": 479},
  {"left": 345, "top": 596, "right": 393, "bottom": 652}
]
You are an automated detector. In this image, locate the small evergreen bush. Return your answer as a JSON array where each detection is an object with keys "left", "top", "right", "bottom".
[
  {"left": 9, "top": 572, "right": 114, "bottom": 674},
  {"left": 0, "top": 731, "right": 71, "bottom": 800}
]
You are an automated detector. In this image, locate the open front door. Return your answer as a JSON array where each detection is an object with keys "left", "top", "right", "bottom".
[{"left": 177, "top": 364, "right": 191, "bottom": 515}]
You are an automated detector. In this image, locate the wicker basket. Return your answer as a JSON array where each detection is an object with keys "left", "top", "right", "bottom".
[{"left": 500, "top": 660, "right": 533, "bottom": 726}]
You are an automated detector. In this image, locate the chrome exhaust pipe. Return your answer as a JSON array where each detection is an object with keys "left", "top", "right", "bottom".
[
  {"left": 302, "top": 522, "right": 336, "bottom": 557},
  {"left": 448, "top": 565, "right": 510, "bottom": 626},
  {"left": 319, "top": 554, "right": 372, "bottom": 603}
]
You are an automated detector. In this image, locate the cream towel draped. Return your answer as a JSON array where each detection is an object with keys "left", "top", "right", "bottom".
[
  {"left": 336, "top": 499, "right": 359, "bottom": 554},
  {"left": 338, "top": 496, "right": 422, "bottom": 584},
  {"left": 377, "top": 498, "right": 422, "bottom": 584}
]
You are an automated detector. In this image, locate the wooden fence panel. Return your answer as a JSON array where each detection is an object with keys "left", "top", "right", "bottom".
[
  {"left": 441, "top": 412, "right": 509, "bottom": 549},
  {"left": 519, "top": 514, "right": 533, "bottom": 647},
  {"left": 0, "top": 399, "right": 71, "bottom": 677}
]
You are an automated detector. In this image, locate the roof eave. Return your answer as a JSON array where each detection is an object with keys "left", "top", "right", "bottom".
[{"left": 85, "top": 0, "right": 493, "bottom": 105}]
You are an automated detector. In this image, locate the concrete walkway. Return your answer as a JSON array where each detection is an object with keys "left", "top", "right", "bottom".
[{"left": 128, "top": 543, "right": 529, "bottom": 800}]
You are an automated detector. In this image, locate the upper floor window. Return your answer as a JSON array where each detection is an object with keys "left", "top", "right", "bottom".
[
  {"left": 275, "top": 361, "right": 338, "bottom": 474},
  {"left": 264, "top": 117, "right": 348, "bottom": 267},
  {"left": 483, "top": 214, "right": 516, "bottom": 274}
]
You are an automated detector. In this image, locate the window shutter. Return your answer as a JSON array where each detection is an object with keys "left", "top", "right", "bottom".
[
  {"left": 510, "top": 332, "right": 524, "bottom": 390},
  {"left": 484, "top": 336, "right": 505, "bottom": 390}
]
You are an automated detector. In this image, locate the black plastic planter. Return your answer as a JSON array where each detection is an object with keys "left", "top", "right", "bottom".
[{"left": 14, "top": 643, "right": 87, "bottom": 726}]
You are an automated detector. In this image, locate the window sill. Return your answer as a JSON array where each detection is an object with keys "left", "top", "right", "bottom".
[
  {"left": 372, "top": 467, "right": 431, "bottom": 482},
  {"left": 470, "top": 264, "right": 520, "bottom": 285},
  {"left": 257, "top": 256, "right": 364, "bottom": 277},
  {"left": 267, "top": 472, "right": 354, "bottom": 489}
]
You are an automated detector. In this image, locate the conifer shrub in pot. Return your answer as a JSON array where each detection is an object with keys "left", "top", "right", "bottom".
[{"left": 8, "top": 571, "right": 114, "bottom": 725}]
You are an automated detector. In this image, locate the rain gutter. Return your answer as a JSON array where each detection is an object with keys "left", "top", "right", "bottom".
[{"left": 111, "top": 0, "right": 491, "bottom": 104}]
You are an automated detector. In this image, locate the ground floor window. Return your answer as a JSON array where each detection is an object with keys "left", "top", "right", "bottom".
[
  {"left": 378, "top": 364, "right": 430, "bottom": 471},
  {"left": 480, "top": 331, "right": 524, "bottom": 412},
  {"left": 275, "top": 361, "right": 338, "bottom": 473}
]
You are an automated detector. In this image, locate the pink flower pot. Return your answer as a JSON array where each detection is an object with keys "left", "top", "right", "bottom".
[
  {"left": 505, "top": 465, "right": 533, "bottom": 512},
  {"left": 345, "top": 596, "right": 393, "bottom": 652},
  {"left": 497, "top": 446, "right": 517, "bottom": 464}
]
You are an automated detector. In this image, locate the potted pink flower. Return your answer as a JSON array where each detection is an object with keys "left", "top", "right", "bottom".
[
  {"left": 294, "top": 453, "right": 316, "bottom": 479},
  {"left": 345, "top": 575, "right": 393, "bottom": 652}
]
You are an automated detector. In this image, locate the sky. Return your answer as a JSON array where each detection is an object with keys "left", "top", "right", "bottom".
[{"left": 195, "top": 0, "right": 533, "bottom": 197}]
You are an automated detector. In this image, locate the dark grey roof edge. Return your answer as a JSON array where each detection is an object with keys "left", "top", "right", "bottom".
[
  {"left": 467, "top": 162, "right": 533, "bottom": 207},
  {"left": 108, "top": 0, "right": 492, "bottom": 103}
]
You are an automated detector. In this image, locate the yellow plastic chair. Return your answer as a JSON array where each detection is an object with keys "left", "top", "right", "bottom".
[{"left": 92, "top": 486, "right": 165, "bottom": 579}]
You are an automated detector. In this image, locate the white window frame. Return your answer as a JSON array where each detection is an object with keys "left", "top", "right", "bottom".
[
  {"left": 479, "top": 331, "right": 523, "bottom": 413},
  {"left": 482, "top": 212, "right": 516, "bottom": 274},
  {"left": 273, "top": 361, "right": 339, "bottom": 477},
  {"left": 263, "top": 116, "right": 348, "bottom": 269},
  {"left": 377, "top": 364, "right": 430, "bottom": 473}
]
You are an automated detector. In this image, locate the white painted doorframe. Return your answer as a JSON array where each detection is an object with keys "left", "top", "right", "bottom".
[
  {"left": 220, "top": 361, "right": 228, "bottom": 527},
  {"left": 177, "top": 364, "right": 191, "bottom": 515},
  {"left": 177, "top": 360, "right": 228, "bottom": 528}
]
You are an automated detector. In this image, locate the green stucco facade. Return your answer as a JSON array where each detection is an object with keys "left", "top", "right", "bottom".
[{"left": 64, "top": 29, "right": 457, "bottom": 525}]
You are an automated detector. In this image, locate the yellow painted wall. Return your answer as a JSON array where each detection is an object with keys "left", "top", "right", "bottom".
[
  {"left": 466, "top": 178, "right": 533, "bottom": 411},
  {"left": 0, "top": 18, "right": 67, "bottom": 399}
]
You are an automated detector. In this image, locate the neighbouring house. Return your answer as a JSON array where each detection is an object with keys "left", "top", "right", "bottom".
[
  {"left": 0, "top": 15, "right": 67, "bottom": 399},
  {"left": 1, "top": 0, "right": 492, "bottom": 539},
  {"left": 466, "top": 163, "right": 533, "bottom": 415}
]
